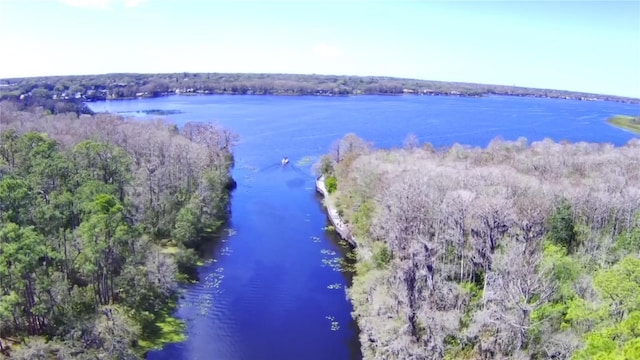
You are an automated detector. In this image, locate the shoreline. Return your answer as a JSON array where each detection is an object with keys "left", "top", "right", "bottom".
[
  {"left": 3, "top": 73, "right": 639, "bottom": 105},
  {"left": 315, "top": 175, "right": 357, "bottom": 247},
  {"left": 85, "top": 91, "right": 639, "bottom": 105}
]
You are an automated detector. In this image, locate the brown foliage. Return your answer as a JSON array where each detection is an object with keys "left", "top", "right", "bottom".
[{"left": 339, "top": 137, "right": 640, "bottom": 359}]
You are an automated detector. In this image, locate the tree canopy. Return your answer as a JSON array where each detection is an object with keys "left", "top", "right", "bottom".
[
  {"left": 322, "top": 134, "right": 640, "bottom": 359},
  {"left": 0, "top": 103, "right": 236, "bottom": 358}
]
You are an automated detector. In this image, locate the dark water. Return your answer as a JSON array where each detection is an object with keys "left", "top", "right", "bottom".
[{"left": 88, "top": 95, "right": 639, "bottom": 360}]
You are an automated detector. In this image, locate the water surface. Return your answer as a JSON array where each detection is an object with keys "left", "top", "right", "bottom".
[{"left": 88, "top": 95, "right": 639, "bottom": 360}]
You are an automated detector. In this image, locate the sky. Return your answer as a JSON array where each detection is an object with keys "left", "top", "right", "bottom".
[{"left": 0, "top": 0, "right": 638, "bottom": 97}]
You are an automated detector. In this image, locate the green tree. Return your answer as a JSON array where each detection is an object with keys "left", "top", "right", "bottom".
[
  {"left": 594, "top": 256, "right": 640, "bottom": 320},
  {"left": 573, "top": 257, "right": 640, "bottom": 359},
  {"left": 547, "top": 199, "right": 578, "bottom": 253},
  {"left": 0, "top": 128, "right": 19, "bottom": 168},
  {"left": 0, "top": 223, "right": 57, "bottom": 335},
  {"left": 77, "top": 194, "right": 132, "bottom": 306},
  {"left": 325, "top": 176, "right": 338, "bottom": 194},
  {"left": 0, "top": 178, "right": 33, "bottom": 224}
]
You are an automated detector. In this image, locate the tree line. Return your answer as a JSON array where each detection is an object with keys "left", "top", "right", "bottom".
[
  {"left": 0, "top": 102, "right": 236, "bottom": 358},
  {"left": 1, "top": 73, "right": 637, "bottom": 109},
  {"left": 318, "top": 134, "right": 640, "bottom": 359}
]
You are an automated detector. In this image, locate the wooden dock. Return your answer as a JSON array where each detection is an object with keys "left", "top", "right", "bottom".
[{"left": 315, "top": 175, "right": 357, "bottom": 247}]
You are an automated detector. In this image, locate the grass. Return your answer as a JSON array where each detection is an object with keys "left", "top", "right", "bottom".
[{"left": 607, "top": 115, "right": 640, "bottom": 134}]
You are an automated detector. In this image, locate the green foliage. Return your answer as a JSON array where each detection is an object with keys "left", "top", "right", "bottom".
[
  {"left": 444, "top": 338, "right": 474, "bottom": 360},
  {"left": 460, "top": 281, "right": 482, "bottom": 303},
  {"left": 594, "top": 256, "right": 640, "bottom": 318},
  {"left": 0, "top": 116, "right": 235, "bottom": 357},
  {"left": 547, "top": 199, "right": 578, "bottom": 253},
  {"left": 352, "top": 200, "right": 374, "bottom": 238},
  {"left": 372, "top": 241, "right": 392, "bottom": 268},
  {"left": 613, "top": 226, "right": 640, "bottom": 258},
  {"left": 573, "top": 312, "right": 640, "bottom": 360},
  {"left": 459, "top": 281, "right": 483, "bottom": 329},
  {"left": 542, "top": 241, "right": 580, "bottom": 299},
  {"left": 172, "top": 200, "right": 200, "bottom": 247},
  {"left": 571, "top": 256, "right": 640, "bottom": 359},
  {"left": 325, "top": 175, "right": 338, "bottom": 194},
  {"left": 137, "top": 309, "right": 186, "bottom": 353},
  {"left": 0, "top": 178, "right": 32, "bottom": 224}
]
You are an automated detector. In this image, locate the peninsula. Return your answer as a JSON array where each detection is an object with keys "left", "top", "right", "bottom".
[{"left": 607, "top": 115, "right": 640, "bottom": 134}]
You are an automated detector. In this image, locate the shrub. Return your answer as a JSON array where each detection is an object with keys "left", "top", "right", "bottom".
[{"left": 325, "top": 176, "right": 337, "bottom": 194}]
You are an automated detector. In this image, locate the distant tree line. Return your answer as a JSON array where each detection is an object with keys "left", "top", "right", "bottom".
[
  {"left": 0, "top": 102, "right": 236, "bottom": 358},
  {"left": 318, "top": 134, "right": 640, "bottom": 359},
  {"left": 1, "top": 73, "right": 637, "bottom": 107}
]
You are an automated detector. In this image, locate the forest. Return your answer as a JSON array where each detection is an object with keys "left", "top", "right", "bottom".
[
  {"left": 0, "top": 102, "right": 236, "bottom": 358},
  {"left": 318, "top": 134, "right": 640, "bottom": 359},
  {"left": 1, "top": 73, "right": 638, "bottom": 114}
]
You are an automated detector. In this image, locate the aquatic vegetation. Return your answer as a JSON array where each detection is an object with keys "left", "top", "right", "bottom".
[
  {"left": 323, "top": 225, "right": 336, "bottom": 232},
  {"left": 240, "top": 164, "right": 260, "bottom": 172},
  {"left": 203, "top": 268, "right": 225, "bottom": 289},
  {"left": 321, "top": 256, "right": 355, "bottom": 273},
  {"left": 296, "top": 155, "right": 315, "bottom": 167},
  {"left": 325, "top": 316, "right": 341, "bottom": 331},
  {"left": 338, "top": 240, "right": 350, "bottom": 248},
  {"left": 321, "top": 249, "right": 337, "bottom": 256}
]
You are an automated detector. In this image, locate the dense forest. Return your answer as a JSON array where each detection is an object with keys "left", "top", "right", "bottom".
[
  {"left": 318, "top": 134, "right": 640, "bottom": 359},
  {"left": 1, "top": 73, "right": 638, "bottom": 115},
  {"left": 0, "top": 102, "right": 236, "bottom": 358}
]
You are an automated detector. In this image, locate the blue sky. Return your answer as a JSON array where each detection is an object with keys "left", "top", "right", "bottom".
[{"left": 0, "top": 0, "right": 638, "bottom": 97}]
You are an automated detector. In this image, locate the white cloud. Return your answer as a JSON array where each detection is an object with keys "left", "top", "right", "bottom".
[
  {"left": 58, "top": 0, "right": 147, "bottom": 9},
  {"left": 312, "top": 43, "right": 341, "bottom": 58}
]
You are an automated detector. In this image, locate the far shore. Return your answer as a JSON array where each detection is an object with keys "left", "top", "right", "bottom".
[{"left": 2, "top": 73, "right": 639, "bottom": 106}]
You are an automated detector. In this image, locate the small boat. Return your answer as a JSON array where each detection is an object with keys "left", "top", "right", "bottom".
[{"left": 281, "top": 157, "right": 289, "bottom": 165}]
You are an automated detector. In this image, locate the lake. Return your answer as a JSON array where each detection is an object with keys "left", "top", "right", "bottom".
[{"left": 88, "top": 95, "right": 639, "bottom": 360}]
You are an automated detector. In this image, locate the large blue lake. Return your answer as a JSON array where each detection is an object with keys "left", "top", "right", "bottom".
[{"left": 88, "top": 95, "right": 639, "bottom": 360}]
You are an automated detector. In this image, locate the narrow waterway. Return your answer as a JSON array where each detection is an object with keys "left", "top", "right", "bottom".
[
  {"left": 145, "top": 162, "right": 361, "bottom": 359},
  {"left": 88, "top": 94, "right": 640, "bottom": 360}
]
